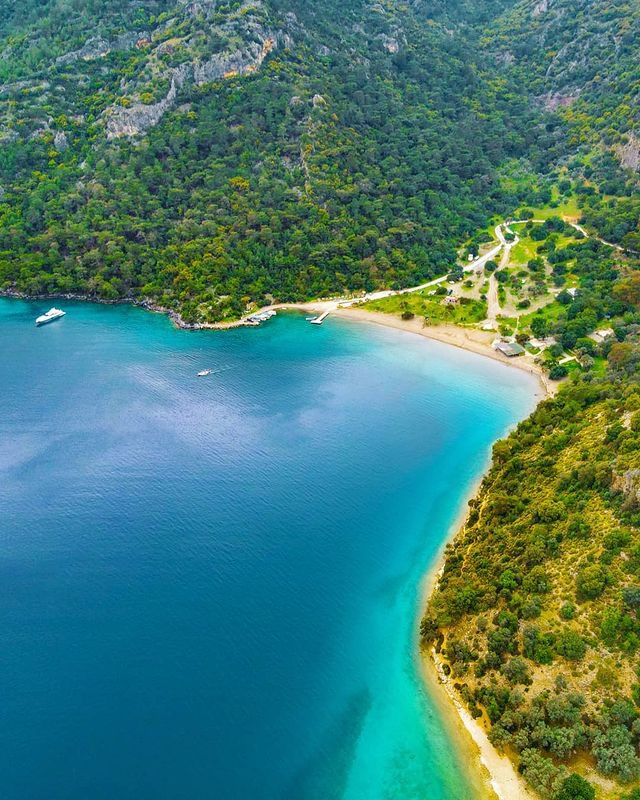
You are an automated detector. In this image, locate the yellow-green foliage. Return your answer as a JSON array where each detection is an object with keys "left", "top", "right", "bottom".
[{"left": 424, "top": 379, "right": 640, "bottom": 796}]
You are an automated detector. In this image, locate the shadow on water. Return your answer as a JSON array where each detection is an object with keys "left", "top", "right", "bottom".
[{"left": 282, "top": 689, "right": 373, "bottom": 800}]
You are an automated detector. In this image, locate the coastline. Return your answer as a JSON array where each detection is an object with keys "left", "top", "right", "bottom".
[
  {"left": 323, "top": 303, "right": 547, "bottom": 798},
  {"left": 415, "top": 477, "right": 538, "bottom": 800},
  {"left": 1, "top": 289, "right": 554, "bottom": 400},
  {"left": 332, "top": 307, "right": 555, "bottom": 400}
]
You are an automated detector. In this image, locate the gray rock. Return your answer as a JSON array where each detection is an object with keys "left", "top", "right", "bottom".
[
  {"left": 56, "top": 32, "right": 149, "bottom": 66},
  {"left": 54, "top": 131, "right": 69, "bottom": 151},
  {"left": 193, "top": 36, "right": 275, "bottom": 85},
  {"left": 616, "top": 132, "right": 640, "bottom": 172},
  {"left": 532, "top": 0, "right": 549, "bottom": 17},
  {"left": 106, "top": 64, "right": 191, "bottom": 139}
]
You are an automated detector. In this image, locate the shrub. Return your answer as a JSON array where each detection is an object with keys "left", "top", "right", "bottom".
[
  {"left": 523, "top": 625, "right": 555, "bottom": 664},
  {"left": 550, "top": 364, "right": 569, "bottom": 380},
  {"left": 554, "top": 773, "right": 595, "bottom": 800},
  {"left": 592, "top": 725, "right": 640, "bottom": 782},
  {"left": 523, "top": 566, "right": 551, "bottom": 593},
  {"left": 623, "top": 587, "right": 640, "bottom": 609},
  {"left": 555, "top": 630, "right": 587, "bottom": 661},
  {"left": 501, "top": 657, "right": 532, "bottom": 685},
  {"left": 576, "top": 564, "right": 609, "bottom": 601},
  {"left": 559, "top": 603, "right": 575, "bottom": 620}
]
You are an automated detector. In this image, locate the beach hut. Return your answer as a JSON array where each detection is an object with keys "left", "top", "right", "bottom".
[{"left": 494, "top": 341, "right": 526, "bottom": 358}]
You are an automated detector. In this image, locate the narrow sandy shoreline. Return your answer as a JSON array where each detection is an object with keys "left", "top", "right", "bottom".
[
  {"left": 326, "top": 305, "right": 547, "bottom": 798},
  {"left": 418, "top": 536, "right": 537, "bottom": 800},
  {"left": 332, "top": 307, "right": 555, "bottom": 400}
]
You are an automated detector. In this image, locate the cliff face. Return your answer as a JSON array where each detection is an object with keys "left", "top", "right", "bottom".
[
  {"left": 104, "top": 32, "right": 277, "bottom": 139},
  {"left": 0, "top": 0, "right": 287, "bottom": 143}
]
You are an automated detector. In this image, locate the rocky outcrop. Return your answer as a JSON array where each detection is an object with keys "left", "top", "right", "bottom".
[
  {"left": 532, "top": 0, "right": 549, "bottom": 17},
  {"left": 616, "top": 133, "right": 640, "bottom": 172},
  {"left": 0, "top": 79, "right": 50, "bottom": 96},
  {"left": 377, "top": 33, "right": 400, "bottom": 53},
  {"left": 542, "top": 89, "right": 580, "bottom": 110},
  {"left": 105, "top": 30, "right": 277, "bottom": 138},
  {"left": 53, "top": 131, "right": 68, "bottom": 151},
  {"left": 105, "top": 64, "right": 190, "bottom": 139},
  {"left": 613, "top": 469, "right": 640, "bottom": 508},
  {"left": 193, "top": 36, "right": 275, "bottom": 84},
  {"left": 55, "top": 32, "right": 147, "bottom": 66}
]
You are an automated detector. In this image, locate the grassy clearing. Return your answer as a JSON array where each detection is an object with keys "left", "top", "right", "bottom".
[
  {"left": 519, "top": 299, "right": 566, "bottom": 329},
  {"left": 364, "top": 291, "right": 487, "bottom": 325},
  {"left": 511, "top": 236, "right": 540, "bottom": 264},
  {"left": 517, "top": 196, "right": 582, "bottom": 221}
]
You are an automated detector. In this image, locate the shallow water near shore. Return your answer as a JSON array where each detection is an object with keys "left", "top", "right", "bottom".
[{"left": 0, "top": 298, "right": 537, "bottom": 799}]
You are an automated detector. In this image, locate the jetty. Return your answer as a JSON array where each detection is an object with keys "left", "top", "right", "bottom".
[{"left": 309, "top": 310, "right": 331, "bottom": 325}]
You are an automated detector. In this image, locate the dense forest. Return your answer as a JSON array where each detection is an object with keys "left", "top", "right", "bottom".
[{"left": 0, "top": 0, "right": 577, "bottom": 321}]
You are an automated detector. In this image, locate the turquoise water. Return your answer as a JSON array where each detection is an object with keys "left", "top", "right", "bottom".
[{"left": 0, "top": 298, "right": 538, "bottom": 799}]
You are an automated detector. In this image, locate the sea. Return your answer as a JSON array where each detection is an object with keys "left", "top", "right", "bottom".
[{"left": 0, "top": 298, "right": 538, "bottom": 799}]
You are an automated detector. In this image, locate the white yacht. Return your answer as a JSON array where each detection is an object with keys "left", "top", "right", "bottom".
[
  {"left": 36, "top": 307, "right": 66, "bottom": 326},
  {"left": 197, "top": 369, "right": 212, "bottom": 377}
]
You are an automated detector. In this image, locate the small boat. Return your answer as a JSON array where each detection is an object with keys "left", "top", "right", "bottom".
[
  {"left": 36, "top": 307, "right": 65, "bottom": 326},
  {"left": 197, "top": 369, "right": 212, "bottom": 377}
]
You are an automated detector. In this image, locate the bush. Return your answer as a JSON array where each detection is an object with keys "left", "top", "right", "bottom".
[
  {"left": 576, "top": 564, "right": 609, "bottom": 601},
  {"left": 523, "top": 625, "right": 555, "bottom": 664},
  {"left": 555, "top": 630, "right": 587, "bottom": 661},
  {"left": 592, "top": 725, "right": 640, "bottom": 781},
  {"left": 554, "top": 773, "right": 595, "bottom": 800},
  {"left": 523, "top": 566, "right": 551, "bottom": 594},
  {"left": 559, "top": 602, "right": 575, "bottom": 620},
  {"left": 501, "top": 657, "right": 532, "bottom": 685}
]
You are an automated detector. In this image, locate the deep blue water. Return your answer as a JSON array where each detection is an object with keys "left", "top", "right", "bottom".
[{"left": 0, "top": 298, "right": 538, "bottom": 799}]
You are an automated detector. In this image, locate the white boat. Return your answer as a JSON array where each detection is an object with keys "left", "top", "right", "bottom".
[
  {"left": 35, "top": 307, "right": 65, "bottom": 326},
  {"left": 197, "top": 369, "right": 212, "bottom": 377}
]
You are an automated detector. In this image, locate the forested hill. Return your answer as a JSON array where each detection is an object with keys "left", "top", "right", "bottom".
[
  {"left": 0, "top": 0, "right": 637, "bottom": 324},
  {"left": 0, "top": 0, "right": 556, "bottom": 321}
]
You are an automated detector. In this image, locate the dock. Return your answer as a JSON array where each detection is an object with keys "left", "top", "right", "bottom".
[{"left": 310, "top": 310, "right": 331, "bottom": 325}]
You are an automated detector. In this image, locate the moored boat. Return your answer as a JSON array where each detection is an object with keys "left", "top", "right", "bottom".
[{"left": 35, "top": 308, "right": 65, "bottom": 326}]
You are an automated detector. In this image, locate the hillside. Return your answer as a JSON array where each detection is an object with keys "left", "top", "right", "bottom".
[{"left": 0, "top": 0, "right": 553, "bottom": 322}]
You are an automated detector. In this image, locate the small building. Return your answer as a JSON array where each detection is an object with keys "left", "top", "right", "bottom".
[
  {"left": 494, "top": 340, "right": 526, "bottom": 358},
  {"left": 589, "top": 328, "right": 614, "bottom": 344},
  {"left": 567, "top": 287, "right": 579, "bottom": 298},
  {"left": 529, "top": 336, "right": 557, "bottom": 351}
]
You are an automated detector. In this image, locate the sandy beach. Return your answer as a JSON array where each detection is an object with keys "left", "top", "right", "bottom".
[
  {"left": 320, "top": 303, "right": 547, "bottom": 800},
  {"left": 332, "top": 307, "right": 555, "bottom": 399},
  {"left": 243, "top": 301, "right": 551, "bottom": 799},
  {"left": 317, "top": 302, "right": 546, "bottom": 799}
]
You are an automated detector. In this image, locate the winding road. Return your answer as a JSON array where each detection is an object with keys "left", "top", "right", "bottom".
[{"left": 243, "top": 216, "right": 631, "bottom": 327}]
